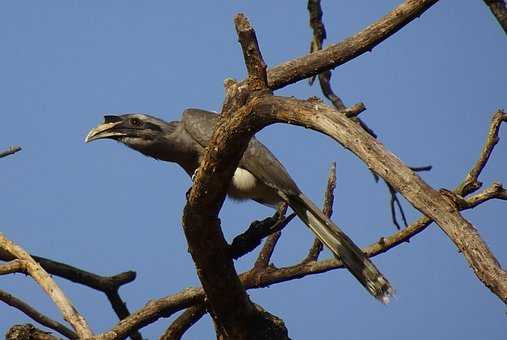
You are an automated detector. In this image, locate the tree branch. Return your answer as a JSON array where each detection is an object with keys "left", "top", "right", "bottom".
[
  {"left": 455, "top": 110, "right": 507, "bottom": 196},
  {"left": 483, "top": 0, "right": 507, "bottom": 33},
  {"left": 0, "top": 145, "right": 22, "bottom": 159},
  {"left": 160, "top": 305, "right": 207, "bottom": 340},
  {"left": 0, "top": 250, "right": 142, "bottom": 340},
  {"left": 0, "top": 234, "right": 93, "bottom": 338},
  {"left": 6, "top": 324, "right": 59, "bottom": 340},
  {"left": 264, "top": 0, "right": 440, "bottom": 90},
  {"left": 93, "top": 177, "right": 506, "bottom": 338},
  {"left": 253, "top": 97, "right": 507, "bottom": 302},
  {"left": 303, "top": 162, "right": 336, "bottom": 263},
  {"left": 181, "top": 14, "right": 288, "bottom": 339},
  {"left": 0, "top": 290, "right": 77, "bottom": 339}
]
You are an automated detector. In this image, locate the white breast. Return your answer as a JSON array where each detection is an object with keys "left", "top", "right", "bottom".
[
  {"left": 227, "top": 167, "right": 282, "bottom": 207},
  {"left": 231, "top": 167, "right": 257, "bottom": 193}
]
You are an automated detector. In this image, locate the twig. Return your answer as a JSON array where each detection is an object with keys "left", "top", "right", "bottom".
[
  {"left": 252, "top": 203, "right": 289, "bottom": 269},
  {"left": 0, "top": 234, "right": 93, "bottom": 338},
  {"left": 0, "top": 290, "right": 77, "bottom": 339},
  {"left": 483, "top": 0, "right": 507, "bottom": 33},
  {"left": 0, "top": 259, "right": 26, "bottom": 275},
  {"left": 160, "top": 305, "right": 207, "bottom": 340},
  {"left": 235, "top": 13, "right": 270, "bottom": 96},
  {"left": 381, "top": 165, "right": 432, "bottom": 230},
  {"left": 455, "top": 109, "right": 507, "bottom": 196},
  {"left": 387, "top": 182, "right": 409, "bottom": 230},
  {"left": 0, "top": 145, "right": 22, "bottom": 159},
  {"left": 253, "top": 232, "right": 282, "bottom": 270},
  {"left": 304, "top": 162, "right": 336, "bottom": 262}
]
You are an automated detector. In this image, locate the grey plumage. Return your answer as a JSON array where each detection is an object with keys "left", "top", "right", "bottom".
[{"left": 85, "top": 109, "right": 394, "bottom": 302}]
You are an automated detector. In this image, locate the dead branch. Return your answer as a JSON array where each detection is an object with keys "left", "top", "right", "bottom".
[
  {"left": 303, "top": 162, "right": 336, "bottom": 263},
  {"left": 92, "top": 177, "right": 506, "bottom": 338},
  {"left": 160, "top": 305, "right": 207, "bottom": 340},
  {"left": 0, "top": 146, "right": 22, "bottom": 159},
  {"left": 0, "top": 234, "right": 93, "bottom": 338},
  {"left": 6, "top": 324, "right": 59, "bottom": 340},
  {"left": 0, "top": 250, "right": 141, "bottom": 340},
  {"left": 95, "top": 288, "right": 204, "bottom": 340},
  {"left": 0, "top": 290, "right": 77, "bottom": 339},
  {"left": 483, "top": 0, "right": 507, "bottom": 33},
  {"left": 181, "top": 14, "right": 288, "bottom": 340},
  {"left": 266, "top": 0, "right": 439, "bottom": 90},
  {"left": 254, "top": 97, "right": 507, "bottom": 302},
  {"left": 0, "top": 259, "right": 27, "bottom": 275},
  {"left": 455, "top": 110, "right": 507, "bottom": 196}
]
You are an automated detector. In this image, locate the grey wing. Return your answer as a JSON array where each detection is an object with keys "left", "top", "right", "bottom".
[
  {"left": 181, "top": 108, "right": 219, "bottom": 146},
  {"left": 239, "top": 138, "right": 300, "bottom": 195},
  {"left": 181, "top": 108, "right": 300, "bottom": 195}
]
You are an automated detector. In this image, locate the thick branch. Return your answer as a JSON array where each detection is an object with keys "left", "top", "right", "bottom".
[
  {"left": 0, "top": 234, "right": 93, "bottom": 338},
  {"left": 253, "top": 96, "right": 507, "bottom": 302},
  {"left": 181, "top": 14, "right": 287, "bottom": 340},
  {"left": 0, "top": 290, "right": 77, "bottom": 339},
  {"left": 483, "top": 0, "right": 507, "bottom": 33}
]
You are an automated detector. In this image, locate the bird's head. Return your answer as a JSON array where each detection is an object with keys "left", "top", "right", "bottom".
[{"left": 85, "top": 113, "right": 177, "bottom": 155}]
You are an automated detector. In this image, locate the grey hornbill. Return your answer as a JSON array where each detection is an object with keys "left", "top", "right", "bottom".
[{"left": 85, "top": 109, "right": 394, "bottom": 302}]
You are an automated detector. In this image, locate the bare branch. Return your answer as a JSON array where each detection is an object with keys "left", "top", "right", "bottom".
[
  {"left": 304, "top": 162, "right": 336, "bottom": 262},
  {"left": 160, "top": 305, "right": 206, "bottom": 340},
  {"left": 6, "top": 324, "right": 59, "bottom": 340},
  {"left": 266, "top": 0, "right": 440, "bottom": 90},
  {"left": 235, "top": 13, "right": 270, "bottom": 95},
  {"left": 181, "top": 14, "right": 288, "bottom": 339},
  {"left": 0, "top": 259, "right": 27, "bottom": 275},
  {"left": 0, "top": 290, "right": 77, "bottom": 339},
  {"left": 96, "top": 288, "right": 204, "bottom": 340},
  {"left": 0, "top": 145, "right": 22, "bottom": 159},
  {"left": 455, "top": 109, "right": 507, "bottom": 196},
  {"left": 0, "top": 234, "right": 93, "bottom": 337},
  {"left": 483, "top": 0, "right": 507, "bottom": 33},
  {"left": 93, "top": 177, "right": 506, "bottom": 339},
  {"left": 253, "top": 97, "right": 507, "bottom": 302},
  {"left": 253, "top": 203, "right": 289, "bottom": 269},
  {"left": 0, "top": 250, "right": 141, "bottom": 340}
]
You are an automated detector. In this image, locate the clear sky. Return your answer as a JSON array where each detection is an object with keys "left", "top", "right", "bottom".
[{"left": 1, "top": 1, "right": 506, "bottom": 339}]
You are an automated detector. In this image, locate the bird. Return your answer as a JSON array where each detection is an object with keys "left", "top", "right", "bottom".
[{"left": 85, "top": 109, "right": 394, "bottom": 303}]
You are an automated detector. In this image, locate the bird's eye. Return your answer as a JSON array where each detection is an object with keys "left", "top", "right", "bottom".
[{"left": 129, "top": 118, "right": 143, "bottom": 127}]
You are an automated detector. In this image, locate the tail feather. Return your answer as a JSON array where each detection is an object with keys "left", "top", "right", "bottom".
[{"left": 283, "top": 192, "right": 393, "bottom": 303}]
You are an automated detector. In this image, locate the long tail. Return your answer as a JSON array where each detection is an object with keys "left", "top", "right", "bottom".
[{"left": 282, "top": 191, "right": 394, "bottom": 303}]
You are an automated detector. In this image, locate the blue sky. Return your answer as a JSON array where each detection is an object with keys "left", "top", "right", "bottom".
[{"left": 1, "top": 1, "right": 506, "bottom": 339}]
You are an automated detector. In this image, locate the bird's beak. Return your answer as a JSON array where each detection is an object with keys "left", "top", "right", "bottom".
[{"left": 85, "top": 121, "right": 125, "bottom": 143}]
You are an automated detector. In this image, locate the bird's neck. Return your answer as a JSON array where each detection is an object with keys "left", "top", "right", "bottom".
[{"left": 144, "top": 126, "right": 201, "bottom": 177}]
